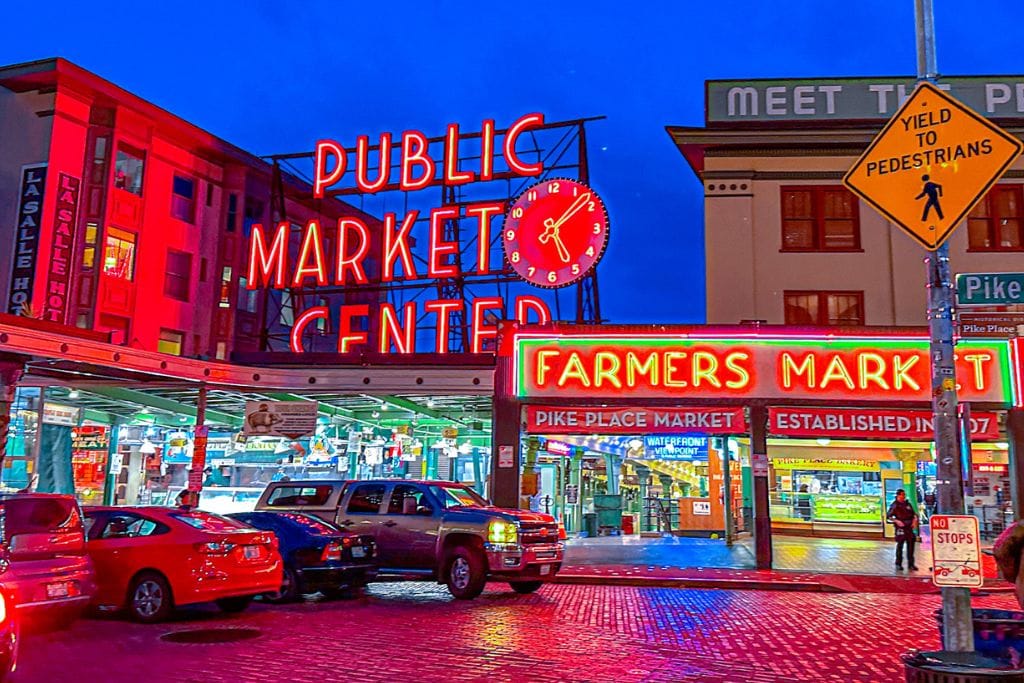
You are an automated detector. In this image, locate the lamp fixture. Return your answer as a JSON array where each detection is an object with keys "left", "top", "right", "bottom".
[{"left": 68, "top": 389, "right": 80, "bottom": 399}]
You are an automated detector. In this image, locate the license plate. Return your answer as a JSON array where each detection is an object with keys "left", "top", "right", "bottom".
[
  {"left": 539, "top": 564, "right": 551, "bottom": 576},
  {"left": 352, "top": 546, "right": 366, "bottom": 559},
  {"left": 46, "top": 581, "right": 70, "bottom": 599},
  {"left": 243, "top": 545, "right": 260, "bottom": 560}
]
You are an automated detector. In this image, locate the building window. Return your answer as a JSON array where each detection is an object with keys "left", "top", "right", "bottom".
[
  {"left": 91, "top": 136, "right": 109, "bottom": 185},
  {"left": 280, "top": 291, "right": 294, "bottom": 327},
  {"left": 226, "top": 194, "right": 238, "bottom": 232},
  {"left": 114, "top": 145, "right": 145, "bottom": 195},
  {"left": 171, "top": 175, "right": 196, "bottom": 223},
  {"left": 317, "top": 297, "right": 329, "bottom": 333},
  {"left": 158, "top": 329, "right": 184, "bottom": 356},
  {"left": 164, "top": 250, "right": 192, "bottom": 302},
  {"left": 103, "top": 227, "right": 136, "bottom": 281},
  {"left": 781, "top": 186, "right": 860, "bottom": 251},
  {"left": 99, "top": 314, "right": 130, "bottom": 345},
  {"left": 968, "top": 185, "right": 1023, "bottom": 251},
  {"left": 215, "top": 342, "right": 227, "bottom": 360},
  {"left": 205, "top": 183, "right": 214, "bottom": 207},
  {"left": 237, "top": 276, "right": 258, "bottom": 313},
  {"left": 784, "top": 291, "right": 864, "bottom": 326},
  {"left": 81, "top": 222, "right": 99, "bottom": 270},
  {"left": 219, "top": 267, "right": 233, "bottom": 308}
]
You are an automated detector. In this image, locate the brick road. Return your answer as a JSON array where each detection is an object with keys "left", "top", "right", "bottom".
[{"left": 18, "top": 584, "right": 1019, "bottom": 682}]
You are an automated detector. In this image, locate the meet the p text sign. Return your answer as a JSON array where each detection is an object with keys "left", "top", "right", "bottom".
[
  {"left": 844, "top": 81, "right": 1022, "bottom": 250},
  {"left": 930, "top": 515, "right": 983, "bottom": 588}
]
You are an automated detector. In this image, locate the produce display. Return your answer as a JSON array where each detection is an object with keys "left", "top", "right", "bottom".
[{"left": 811, "top": 494, "right": 881, "bottom": 523}]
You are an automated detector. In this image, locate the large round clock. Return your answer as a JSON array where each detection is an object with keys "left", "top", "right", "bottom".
[{"left": 502, "top": 178, "right": 609, "bottom": 288}]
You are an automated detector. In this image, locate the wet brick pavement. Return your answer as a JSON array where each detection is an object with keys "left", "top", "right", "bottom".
[{"left": 18, "top": 583, "right": 1019, "bottom": 682}]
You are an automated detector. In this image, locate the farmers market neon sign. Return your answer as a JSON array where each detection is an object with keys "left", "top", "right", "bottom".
[{"left": 514, "top": 333, "right": 1015, "bottom": 404}]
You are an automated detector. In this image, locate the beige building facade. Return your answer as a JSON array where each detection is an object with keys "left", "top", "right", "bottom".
[{"left": 668, "top": 76, "right": 1024, "bottom": 326}]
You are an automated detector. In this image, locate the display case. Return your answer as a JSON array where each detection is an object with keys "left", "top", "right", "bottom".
[{"left": 811, "top": 493, "right": 881, "bottom": 523}]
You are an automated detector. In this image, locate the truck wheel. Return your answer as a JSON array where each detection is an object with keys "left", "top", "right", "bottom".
[
  {"left": 445, "top": 546, "right": 486, "bottom": 600},
  {"left": 509, "top": 581, "right": 543, "bottom": 594}
]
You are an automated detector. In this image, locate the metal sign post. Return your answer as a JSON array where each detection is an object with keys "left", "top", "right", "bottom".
[{"left": 916, "top": 0, "right": 972, "bottom": 653}]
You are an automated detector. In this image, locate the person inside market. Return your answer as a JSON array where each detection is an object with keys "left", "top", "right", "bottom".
[{"left": 887, "top": 489, "right": 920, "bottom": 571}]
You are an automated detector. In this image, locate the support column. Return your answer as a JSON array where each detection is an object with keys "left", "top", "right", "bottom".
[
  {"left": 658, "top": 473, "right": 673, "bottom": 498},
  {"left": 568, "top": 448, "right": 583, "bottom": 533},
  {"left": 1008, "top": 408, "right": 1024, "bottom": 523},
  {"left": 0, "top": 359, "right": 25, "bottom": 476},
  {"left": 490, "top": 352, "right": 522, "bottom": 509},
  {"left": 604, "top": 453, "right": 621, "bottom": 494},
  {"left": 750, "top": 404, "right": 772, "bottom": 569},
  {"left": 722, "top": 444, "right": 735, "bottom": 546},
  {"left": 635, "top": 464, "right": 651, "bottom": 532},
  {"left": 521, "top": 436, "right": 539, "bottom": 510},
  {"left": 102, "top": 420, "right": 121, "bottom": 505}
]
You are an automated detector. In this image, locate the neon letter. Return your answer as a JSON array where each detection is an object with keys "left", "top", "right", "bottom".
[
  {"left": 962, "top": 353, "right": 993, "bottom": 391},
  {"left": 247, "top": 222, "right": 288, "bottom": 288},
  {"left": 557, "top": 352, "right": 591, "bottom": 387},
  {"left": 379, "top": 301, "right": 417, "bottom": 354},
  {"left": 383, "top": 210, "right": 419, "bottom": 281},
  {"left": 594, "top": 352, "right": 623, "bottom": 389},
  {"left": 479, "top": 119, "right": 495, "bottom": 181},
  {"left": 692, "top": 351, "right": 722, "bottom": 388},
  {"left": 535, "top": 349, "right": 560, "bottom": 387},
  {"left": 336, "top": 218, "right": 370, "bottom": 285},
  {"left": 514, "top": 295, "right": 551, "bottom": 325},
  {"left": 429, "top": 207, "right": 460, "bottom": 278},
  {"left": 424, "top": 299, "right": 463, "bottom": 354},
  {"left": 400, "top": 130, "right": 434, "bottom": 191},
  {"left": 290, "top": 306, "right": 329, "bottom": 353},
  {"left": 626, "top": 352, "right": 658, "bottom": 387},
  {"left": 466, "top": 202, "right": 504, "bottom": 274},
  {"left": 337, "top": 304, "right": 369, "bottom": 353},
  {"left": 471, "top": 296, "right": 503, "bottom": 354},
  {"left": 664, "top": 352, "right": 689, "bottom": 387},
  {"left": 292, "top": 220, "right": 328, "bottom": 287},
  {"left": 893, "top": 355, "right": 922, "bottom": 391},
  {"left": 820, "top": 355, "right": 855, "bottom": 390},
  {"left": 724, "top": 352, "right": 751, "bottom": 389},
  {"left": 314, "top": 140, "right": 346, "bottom": 198},
  {"left": 781, "top": 352, "right": 815, "bottom": 389},
  {"left": 857, "top": 352, "right": 890, "bottom": 390},
  {"left": 443, "top": 123, "right": 475, "bottom": 185},
  {"left": 503, "top": 113, "right": 544, "bottom": 176},
  {"left": 355, "top": 133, "right": 392, "bottom": 193}
]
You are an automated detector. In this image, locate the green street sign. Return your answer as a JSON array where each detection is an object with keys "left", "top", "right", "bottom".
[{"left": 956, "top": 272, "right": 1024, "bottom": 306}]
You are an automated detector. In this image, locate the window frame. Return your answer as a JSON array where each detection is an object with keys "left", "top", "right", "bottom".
[
  {"left": 102, "top": 227, "right": 137, "bottom": 281},
  {"left": 171, "top": 174, "right": 196, "bottom": 223},
  {"left": 158, "top": 328, "right": 185, "bottom": 356},
  {"left": 345, "top": 484, "right": 387, "bottom": 515},
  {"left": 163, "top": 249, "right": 193, "bottom": 302},
  {"left": 113, "top": 143, "right": 145, "bottom": 196},
  {"left": 780, "top": 185, "right": 862, "bottom": 253},
  {"left": 967, "top": 184, "right": 1024, "bottom": 252},
  {"left": 783, "top": 290, "right": 866, "bottom": 326}
]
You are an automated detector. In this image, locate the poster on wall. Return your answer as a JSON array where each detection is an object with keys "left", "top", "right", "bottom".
[
  {"left": 71, "top": 426, "right": 109, "bottom": 505},
  {"left": 243, "top": 401, "right": 319, "bottom": 438}
]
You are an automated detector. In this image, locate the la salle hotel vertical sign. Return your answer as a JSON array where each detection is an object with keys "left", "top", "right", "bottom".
[{"left": 7, "top": 164, "right": 47, "bottom": 315}]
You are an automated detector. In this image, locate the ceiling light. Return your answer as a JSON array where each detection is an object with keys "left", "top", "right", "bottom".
[
  {"left": 372, "top": 410, "right": 381, "bottom": 419},
  {"left": 426, "top": 398, "right": 435, "bottom": 408},
  {"left": 68, "top": 389, "right": 80, "bottom": 399},
  {"left": 816, "top": 438, "right": 831, "bottom": 447}
]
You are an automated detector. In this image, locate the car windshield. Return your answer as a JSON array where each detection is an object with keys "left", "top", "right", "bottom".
[
  {"left": 428, "top": 485, "right": 488, "bottom": 509},
  {"left": 275, "top": 513, "right": 338, "bottom": 535},
  {"left": 3, "top": 496, "right": 81, "bottom": 535},
  {"left": 170, "top": 511, "right": 249, "bottom": 532}
]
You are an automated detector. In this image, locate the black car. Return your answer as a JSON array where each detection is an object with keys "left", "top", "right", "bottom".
[{"left": 228, "top": 511, "right": 376, "bottom": 602}]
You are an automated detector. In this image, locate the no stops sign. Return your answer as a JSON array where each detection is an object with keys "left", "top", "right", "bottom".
[
  {"left": 844, "top": 81, "right": 1022, "bottom": 250},
  {"left": 930, "top": 515, "right": 983, "bottom": 588}
]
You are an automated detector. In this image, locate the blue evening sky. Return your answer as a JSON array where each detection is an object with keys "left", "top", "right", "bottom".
[{"left": 2, "top": 1, "right": 1018, "bottom": 323}]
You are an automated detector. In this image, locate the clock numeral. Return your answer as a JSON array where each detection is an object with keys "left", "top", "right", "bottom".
[
  {"left": 572, "top": 264, "right": 580, "bottom": 275},
  {"left": 548, "top": 271, "right": 558, "bottom": 284},
  {"left": 510, "top": 251, "right": 521, "bottom": 263},
  {"left": 572, "top": 186, "right": 578, "bottom": 197},
  {"left": 527, "top": 266, "right": 536, "bottom": 277},
  {"left": 527, "top": 190, "right": 537, "bottom": 201},
  {"left": 593, "top": 223, "right": 602, "bottom": 234},
  {"left": 547, "top": 181, "right": 560, "bottom": 194},
  {"left": 586, "top": 246, "right": 596, "bottom": 257},
  {"left": 588, "top": 201, "right": 596, "bottom": 212},
  {"left": 505, "top": 229, "right": 516, "bottom": 241},
  {"left": 512, "top": 207, "right": 524, "bottom": 218}
]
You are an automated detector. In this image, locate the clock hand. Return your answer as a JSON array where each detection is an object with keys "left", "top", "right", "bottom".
[
  {"left": 551, "top": 232, "right": 571, "bottom": 263},
  {"left": 539, "top": 225, "right": 572, "bottom": 263},
  {"left": 547, "top": 192, "right": 591, "bottom": 231}
]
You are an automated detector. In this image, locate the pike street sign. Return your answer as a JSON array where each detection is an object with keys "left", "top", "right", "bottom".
[
  {"left": 844, "top": 81, "right": 1023, "bottom": 250},
  {"left": 956, "top": 272, "right": 1024, "bottom": 306}
]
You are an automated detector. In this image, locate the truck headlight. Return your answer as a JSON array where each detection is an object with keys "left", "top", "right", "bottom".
[{"left": 488, "top": 520, "right": 518, "bottom": 544}]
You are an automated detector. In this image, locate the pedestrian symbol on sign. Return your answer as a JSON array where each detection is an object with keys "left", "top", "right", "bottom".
[{"left": 915, "top": 175, "right": 944, "bottom": 221}]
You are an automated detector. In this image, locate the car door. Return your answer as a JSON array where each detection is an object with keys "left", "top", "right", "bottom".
[
  {"left": 375, "top": 484, "right": 439, "bottom": 569},
  {"left": 87, "top": 512, "right": 172, "bottom": 607},
  {"left": 335, "top": 483, "right": 386, "bottom": 541}
]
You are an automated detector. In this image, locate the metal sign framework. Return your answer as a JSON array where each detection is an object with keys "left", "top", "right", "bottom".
[{"left": 258, "top": 116, "right": 606, "bottom": 354}]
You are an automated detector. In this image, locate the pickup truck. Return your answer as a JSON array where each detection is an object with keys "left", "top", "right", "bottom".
[{"left": 254, "top": 479, "right": 563, "bottom": 599}]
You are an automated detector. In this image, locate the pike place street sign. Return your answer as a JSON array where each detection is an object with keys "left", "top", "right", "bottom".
[{"left": 844, "top": 81, "right": 1022, "bottom": 250}]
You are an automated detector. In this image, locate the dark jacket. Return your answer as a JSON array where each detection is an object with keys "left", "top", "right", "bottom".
[{"left": 887, "top": 499, "right": 917, "bottom": 536}]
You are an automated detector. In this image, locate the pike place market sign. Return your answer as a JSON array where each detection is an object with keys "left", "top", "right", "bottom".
[{"left": 513, "top": 334, "right": 1014, "bottom": 404}]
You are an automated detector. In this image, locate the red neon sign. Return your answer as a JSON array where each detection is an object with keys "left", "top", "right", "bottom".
[{"left": 515, "top": 334, "right": 1014, "bottom": 404}]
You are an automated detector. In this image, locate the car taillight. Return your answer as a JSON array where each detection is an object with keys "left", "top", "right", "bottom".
[
  {"left": 194, "top": 541, "right": 232, "bottom": 555},
  {"left": 341, "top": 537, "right": 353, "bottom": 548},
  {"left": 321, "top": 542, "right": 342, "bottom": 562},
  {"left": 0, "top": 591, "right": 8, "bottom": 624}
]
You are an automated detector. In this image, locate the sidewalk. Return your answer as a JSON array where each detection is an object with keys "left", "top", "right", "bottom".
[{"left": 556, "top": 533, "right": 1011, "bottom": 594}]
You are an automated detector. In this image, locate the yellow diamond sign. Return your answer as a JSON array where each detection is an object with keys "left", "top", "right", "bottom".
[{"left": 844, "top": 81, "right": 1022, "bottom": 250}]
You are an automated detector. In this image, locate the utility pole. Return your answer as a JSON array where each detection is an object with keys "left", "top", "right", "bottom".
[{"left": 916, "top": 0, "right": 973, "bottom": 653}]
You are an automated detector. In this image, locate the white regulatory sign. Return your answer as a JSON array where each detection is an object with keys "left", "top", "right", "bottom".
[{"left": 930, "top": 515, "right": 983, "bottom": 587}]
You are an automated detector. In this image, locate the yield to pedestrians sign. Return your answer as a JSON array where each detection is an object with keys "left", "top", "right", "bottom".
[
  {"left": 844, "top": 81, "right": 1022, "bottom": 250},
  {"left": 930, "top": 515, "right": 983, "bottom": 588}
]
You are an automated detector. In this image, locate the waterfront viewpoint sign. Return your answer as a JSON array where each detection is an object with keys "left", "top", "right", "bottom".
[
  {"left": 514, "top": 333, "right": 1013, "bottom": 404},
  {"left": 707, "top": 76, "right": 1024, "bottom": 124}
]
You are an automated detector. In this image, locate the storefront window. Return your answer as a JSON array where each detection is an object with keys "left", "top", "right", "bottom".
[
  {"left": 2, "top": 387, "right": 39, "bottom": 491},
  {"left": 103, "top": 227, "right": 136, "bottom": 281},
  {"left": 158, "top": 329, "right": 184, "bottom": 356},
  {"left": 114, "top": 145, "right": 145, "bottom": 195}
]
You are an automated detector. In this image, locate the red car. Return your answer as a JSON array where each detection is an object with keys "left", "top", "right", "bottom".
[{"left": 83, "top": 506, "right": 282, "bottom": 622}]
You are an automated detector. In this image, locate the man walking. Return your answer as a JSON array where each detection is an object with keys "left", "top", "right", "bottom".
[
  {"left": 887, "top": 489, "right": 919, "bottom": 571},
  {"left": 916, "top": 174, "right": 944, "bottom": 221}
]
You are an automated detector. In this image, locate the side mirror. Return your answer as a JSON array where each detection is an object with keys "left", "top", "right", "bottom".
[{"left": 415, "top": 505, "right": 434, "bottom": 516}]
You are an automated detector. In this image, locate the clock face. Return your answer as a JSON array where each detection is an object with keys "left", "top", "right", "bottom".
[{"left": 502, "top": 178, "right": 609, "bottom": 288}]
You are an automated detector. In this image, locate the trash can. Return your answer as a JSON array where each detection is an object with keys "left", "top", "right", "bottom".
[
  {"left": 583, "top": 512, "right": 598, "bottom": 538},
  {"left": 934, "top": 609, "right": 1024, "bottom": 660},
  {"left": 593, "top": 494, "right": 622, "bottom": 533},
  {"left": 903, "top": 650, "right": 1024, "bottom": 682}
]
